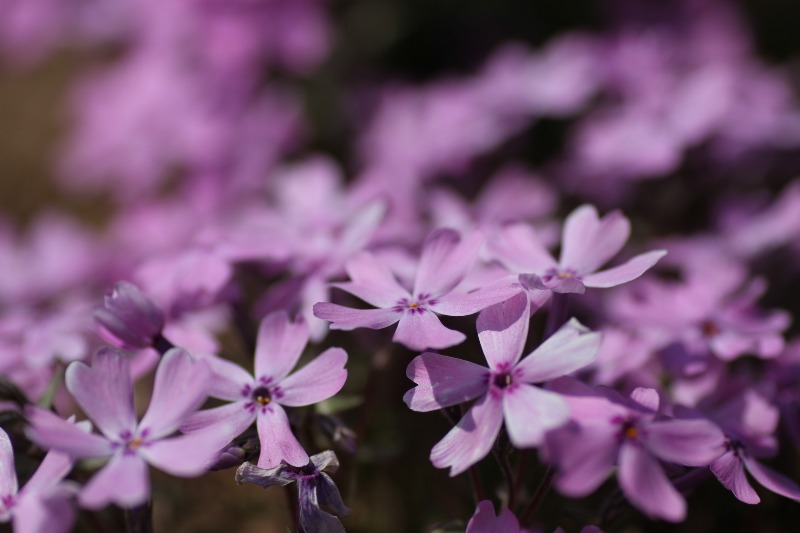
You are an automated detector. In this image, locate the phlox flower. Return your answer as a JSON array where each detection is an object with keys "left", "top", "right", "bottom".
[
  {"left": 314, "top": 228, "right": 520, "bottom": 351},
  {"left": 0, "top": 428, "right": 77, "bottom": 533},
  {"left": 26, "top": 347, "right": 216, "bottom": 509},
  {"left": 182, "top": 311, "right": 347, "bottom": 469},
  {"left": 489, "top": 204, "right": 665, "bottom": 294},
  {"left": 466, "top": 500, "right": 521, "bottom": 533},
  {"left": 405, "top": 292, "right": 601, "bottom": 475}
]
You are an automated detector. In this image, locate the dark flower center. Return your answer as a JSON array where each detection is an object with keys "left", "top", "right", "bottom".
[
  {"left": 252, "top": 386, "right": 272, "bottom": 406},
  {"left": 493, "top": 373, "right": 513, "bottom": 389},
  {"left": 701, "top": 320, "right": 720, "bottom": 337}
]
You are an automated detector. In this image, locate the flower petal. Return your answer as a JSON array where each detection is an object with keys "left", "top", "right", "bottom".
[
  {"left": 0, "top": 429, "right": 18, "bottom": 496},
  {"left": 477, "top": 291, "right": 530, "bottom": 370},
  {"left": 333, "top": 252, "right": 409, "bottom": 307},
  {"left": 180, "top": 401, "right": 254, "bottom": 443},
  {"left": 404, "top": 353, "right": 489, "bottom": 412},
  {"left": 618, "top": 442, "right": 686, "bottom": 522},
  {"left": 548, "top": 422, "right": 619, "bottom": 497},
  {"left": 65, "top": 347, "right": 136, "bottom": 440},
  {"left": 313, "top": 303, "right": 401, "bottom": 331},
  {"left": 583, "top": 250, "right": 667, "bottom": 288},
  {"left": 139, "top": 348, "right": 211, "bottom": 439},
  {"left": 198, "top": 354, "right": 254, "bottom": 401},
  {"left": 255, "top": 311, "right": 310, "bottom": 383},
  {"left": 560, "top": 205, "right": 630, "bottom": 275},
  {"left": 432, "top": 276, "right": 523, "bottom": 317},
  {"left": 503, "top": 384, "right": 570, "bottom": 448},
  {"left": 466, "top": 500, "right": 521, "bottom": 533},
  {"left": 256, "top": 404, "right": 308, "bottom": 469},
  {"left": 414, "top": 229, "right": 482, "bottom": 298},
  {"left": 645, "top": 419, "right": 726, "bottom": 466},
  {"left": 13, "top": 490, "right": 76, "bottom": 533},
  {"left": 79, "top": 453, "right": 150, "bottom": 509},
  {"left": 487, "top": 222, "right": 557, "bottom": 273},
  {"left": 430, "top": 393, "right": 503, "bottom": 476},
  {"left": 393, "top": 311, "right": 466, "bottom": 351},
  {"left": 25, "top": 407, "right": 113, "bottom": 458},
  {"left": 23, "top": 449, "right": 74, "bottom": 494},
  {"left": 515, "top": 319, "right": 601, "bottom": 383},
  {"left": 710, "top": 451, "right": 759, "bottom": 504},
  {"left": 278, "top": 348, "right": 348, "bottom": 407},
  {"left": 744, "top": 456, "right": 800, "bottom": 502},
  {"left": 141, "top": 431, "right": 227, "bottom": 476}
]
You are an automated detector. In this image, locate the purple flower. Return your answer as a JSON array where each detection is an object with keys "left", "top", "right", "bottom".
[
  {"left": 236, "top": 451, "right": 348, "bottom": 533},
  {"left": 94, "top": 281, "right": 166, "bottom": 350},
  {"left": 0, "top": 428, "right": 77, "bottom": 533},
  {"left": 314, "top": 228, "right": 520, "bottom": 351},
  {"left": 490, "top": 205, "right": 665, "bottom": 294},
  {"left": 26, "top": 347, "right": 216, "bottom": 509},
  {"left": 546, "top": 384, "right": 726, "bottom": 522},
  {"left": 466, "top": 500, "right": 521, "bottom": 533},
  {"left": 182, "top": 311, "right": 347, "bottom": 469},
  {"left": 405, "top": 292, "right": 601, "bottom": 475}
]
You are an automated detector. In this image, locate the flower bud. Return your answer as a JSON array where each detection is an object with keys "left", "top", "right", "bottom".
[{"left": 94, "top": 281, "right": 165, "bottom": 349}]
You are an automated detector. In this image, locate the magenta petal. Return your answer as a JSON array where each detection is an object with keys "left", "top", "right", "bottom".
[
  {"left": 335, "top": 252, "right": 409, "bottom": 307},
  {"left": 516, "top": 319, "right": 601, "bottom": 383},
  {"left": 79, "top": 453, "right": 150, "bottom": 509},
  {"left": 404, "top": 353, "right": 489, "bottom": 412},
  {"left": 432, "top": 276, "right": 523, "bottom": 317},
  {"left": 583, "top": 250, "right": 667, "bottom": 288},
  {"left": 477, "top": 292, "right": 530, "bottom": 370},
  {"left": 26, "top": 407, "right": 113, "bottom": 458},
  {"left": 180, "top": 401, "right": 254, "bottom": 442},
  {"left": 710, "top": 451, "right": 760, "bottom": 504},
  {"left": 393, "top": 311, "right": 466, "bottom": 351},
  {"left": 254, "top": 311, "right": 310, "bottom": 383},
  {"left": 278, "top": 347, "right": 348, "bottom": 407},
  {"left": 430, "top": 393, "right": 504, "bottom": 476},
  {"left": 618, "top": 443, "right": 686, "bottom": 522},
  {"left": 645, "top": 419, "right": 726, "bottom": 466},
  {"left": 466, "top": 500, "right": 521, "bottom": 533},
  {"left": 0, "top": 429, "right": 18, "bottom": 495},
  {"left": 65, "top": 347, "right": 136, "bottom": 440},
  {"left": 744, "top": 456, "right": 800, "bottom": 502},
  {"left": 256, "top": 404, "right": 309, "bottom": 469},
  {"left": 550, "top": 423, "right": 619, "bottom": 497},
  {"left": 503, "top": 384, "right": 570, "bottom": 447},
  {"left": 141, "top": 431, "right": 225, "bottom": 476},
  {"left": 139, "top": 348, "right": 211, "bottom": 439},
  {"left": 560, "top": 205, "right": 630, "bottom": 275},
  {"left": 313, "top": 303, "right": 401, "bottom": 331},
  {"left": 414, "top": 229, "right": 482, "bottom": 298}
]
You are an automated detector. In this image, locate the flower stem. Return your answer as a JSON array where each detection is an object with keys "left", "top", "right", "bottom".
[
  {"left": 124, "top": 501, "right": 153, "bottom": 533},
  {"left": 520, "top": 465, "right": 554, "bottom": 525}
]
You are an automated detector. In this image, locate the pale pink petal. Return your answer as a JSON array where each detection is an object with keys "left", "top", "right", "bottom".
[
  {"left": 466, "top": 500, "right": 521, "bottom": 533},
  {"left": 0, "top": 429, "right": 17, "bottom": 495},
  {"left": 180, "top": 401, "right": 254, "bottom": 443},
  {"left": 278, "top": 348, "right": 348, "bottom": 407},
  {"left": 313, "top": 303, "right": 401, "bottom": 331},
  {"left": 254, "top": 311, "right": 310, "bottom": 383},
  {"left": 13, "top": 492, "right": 76, "bottom": 533},
  {"left": 583, "top": 250, "right": 667, "bottom": 288},
  {"left": 414, "top": 229, "right": 482, "bottom": 298},
  {"left": 432, "top": 276, "right": 523, "bottom": 317},
  {"left": 141, "top": 431, "right": 227, "bottom": 476},
  {"left": 710, "top": 451, "right": 759, "bottom": 504},
  {"left": 197, "top": 354, "right": 254, "bottom": 401},
  {"left": 645, "top": 419, "right": 726, "bottom": 466},
  {"left": 393, "top": 311, "right": 465, "bottom": 351},
  {"left": 503, "top": 384, "right": 570, "bottom": 448},
  {"left": 79, "top": 453, "right": 150, "bottom": 509},
  {"left": 334, "top": 252, "right": 409, "bottom": 307},
  {"left": 550, "top": 423, "right": 619, "bottom": 497},
  {"left": 487, "top": 222, "right": 557, "bottom": 273},
  {"left": 25, "top": 407, "right": 113, "bottom": 458},
  {"left": 560, "top": 205, "right": 630, "bottom": 275},
  {"left": 138, "top": 349, "right": 211, "bottom": 439},
  {"left": 23, "top": 449, "right": 73, "bottom": 494},
  {"left": 256, "top": 404, "right": 309, "bottom": 469},
  {"left": 516, "top": 319, "right": 601, "bottom": 383},
  {"left": 618, "top": 443, "right": 686, "bottom": 522},
  {"left": 477, "top": 291, "right": 530, "bottom": 370},
  {"left": 65, "top": 347, "right": 136, "bottom": 439},
  {"left": 430, "top": 393, "right": 503, "bottom": 476},
  {"left": 744, "top": 456, "right": 800, "bottom": 502},
  {"left": 404, "top": 353, "right": 489, "bottom": 412}
]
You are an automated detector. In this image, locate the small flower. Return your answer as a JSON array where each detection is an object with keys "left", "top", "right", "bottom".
[
  {"left": 182, "top": 311, "right": 348, "bottom": 469},
  {"left": 94, "top": 281, "right": 166, "bottom": 350},
  {"left": 26, "top": 347, "right": 216, "bottom": 509},
  {"left": 236, "top": 451, "right": 349, "bottom": 533},
  {"left": 405, "top": 292, "right": 601, "bottom": 475}
]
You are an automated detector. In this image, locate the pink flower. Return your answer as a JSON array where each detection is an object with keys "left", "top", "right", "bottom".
[
  {"left": 26, "top": 347, "right": 216, "bottom": 509},
  {"left": 405, "top": 292, "right": 601, "bottom": 475},
  {"left": 182, "top": 311, "right": 348, "bottom": 469},
  {"left": 314, "top": 228, "right": 520, "bottom": 351},
  {"left": 466, "top": 500, "right": 521, "bottom": 533}
]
